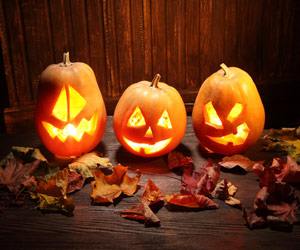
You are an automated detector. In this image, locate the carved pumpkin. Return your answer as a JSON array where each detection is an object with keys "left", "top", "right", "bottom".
[
  {"left": 113, "top": 74, "right": 186, "bottom": 157},
  {"left": 35, "top": 52, "right": 107, "bottom": 157},
  {"left": 192, "top": 63, "right": 265, "bottom": 155}
]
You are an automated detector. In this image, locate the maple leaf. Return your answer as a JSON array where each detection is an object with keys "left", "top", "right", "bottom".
[
  {"left": 0, "top": 158, "right": 39, "bottom": 193},
  {"left": 120, "top": 202, "right": 160, "bottom": 226},
  {"left": 276, "top": 156, "right": 300, "bottom": 183},
  {"left": 168, "top": 151, "right": 193, "bottom": 169},
  {"left": 264, "top": 127, "right": 300, "bottom": 162},
  {"left": 253, "top": 161, "right": 278, "bottom": 188},
  {"left": 249, "top": 182, "right": 299, "bottom": 230},
  {"left": 31, "top": 168, "right": 75, "bottom": 216},
  {"left": 91, "top": 164, "right": 141, "bottom": 203},
  {"left": 243, "top": 209, "right": 268, "bottom": 229},
  {"left": 165, "top": 193, "right": 218, "bottom": 209},
  {"left": 181, "top": 160, "right": 220, "bottom": 196},
  {"left": 141, "top": 179, "right": 164, "bottom": 205},
  {"left": 211, "top": 179, "right": 241, "bottom": 207},
  {"left": 218, "top": 154, "right": 264, "bottom": 172},
  {"left": 69, "top": 151, "right": 112, "bottom": 178}
]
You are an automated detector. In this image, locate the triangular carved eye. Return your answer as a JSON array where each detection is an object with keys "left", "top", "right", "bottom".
[
  {"left": 157, "top": 110, "right": 172, "bottom": 129},
  {"left": 127, "top": 106, "right": 146, "bottom": 127},
  {"left": 204, "top": 102, "right": 223, "bottom": 129},
  {"left": 227, "top": 103, "right": 243, "bottom": 122},
  {"left": 52, "top": 85, "right": 86, "bottom": 122}
]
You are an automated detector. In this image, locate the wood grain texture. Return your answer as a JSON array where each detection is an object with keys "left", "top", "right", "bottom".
[
  {"left": 0, "top": 0, "right": 300, "bottom": 132},
  {"left": 0, "top": 116, "right": 300, "bottom": 250}
]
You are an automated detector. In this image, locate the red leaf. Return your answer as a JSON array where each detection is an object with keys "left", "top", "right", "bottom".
[
  {"left": 219, "top": 154, "right": 264, "bottom": 172},
  {"left": 166, "top": 193, "right": 218, "bottom": 209},
  {"left": 279, "top": 156, "right": 300, "bottom": 183},
  {"left": 181, "top": 160, "right": 220, "bottom": 195},
  {"left": 67, "top": 170, "right": 85, "bottom": 194},
  {"left": 243, "top": 209, "right": 268, "bottom": 229},
  {"left": 141, "top": 179, "right": 164, "bottom": 206},
  {"left": 168, "top": 151, "right": 193, "bottom": 169}
]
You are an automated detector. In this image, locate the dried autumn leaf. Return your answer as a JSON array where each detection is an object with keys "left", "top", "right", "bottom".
[
  {"left": 0, "top": 158, "right": 40, "bottom": 193},
  {"left": 120, "top": 202, "right": 160, "bottom": 226},
  {"left": 218, "top": 154, "right": 264, "bottom": 172},
  {"left": 67, "top": 170, "right": 85, "bottom": 194},
  {"left": 91, "top": 164, "right": 141, "bottom": 204},
  {"left": 251, "top": 182, "right": 299, "bottom": 230},
  {"left": 165, "top": 193, "right": 218, "bottom": 209},
  {"left": 211, "top": 179, "right": 241, "bottom": 207},
  {"left": 264, "top": 127, "right": 300, "bottom": 162},
  {"left": 31, "top": 168, "right": 75, "bottom": 216},
  {"left": 181, "top": 160, "right": 220, "bottom": 196},
  {"left": 141, "top": 179, "right": 164, "bottom": 206},
  {"left": 276, "top": 156, "right": 300, "bottom": 183},
  {"left": 243, "top": 209, "right": 268, "bottom": 229},
  {"left": 168, "top": 151, "right": 193, "bottom": 169},
  {"left": 253, "top": 161, "right": 278, "bottom": 188},
  {"left": 69, "top": 151, "right": 112, "bottom": 178}
]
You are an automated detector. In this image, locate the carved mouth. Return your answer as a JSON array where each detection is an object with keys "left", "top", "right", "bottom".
[
  {"left": 42, "top": 112, "right": 98, "bottom": 142},
  {"left": 207, "top": 122, "right": 250, "bottom": 146},
  {"left": 123, "top": 137, "right": 172, "bottom": 154}
]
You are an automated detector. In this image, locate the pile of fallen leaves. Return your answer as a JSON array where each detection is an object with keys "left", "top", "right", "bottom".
[
  {"left": 1, "top": 146, "right": 299, "bottom": 230},
  {"left": 218, "top": 154, "right": 300, "bottom": 230}
]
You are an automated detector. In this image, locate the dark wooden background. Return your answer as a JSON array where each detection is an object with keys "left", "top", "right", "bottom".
[{"left": 0, "top": 0, "right": 300, "bottom": 133}]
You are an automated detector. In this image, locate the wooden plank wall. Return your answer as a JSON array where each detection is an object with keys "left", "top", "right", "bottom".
[{"left": 0, "top": 0, "right": 299, "bottom": 133}]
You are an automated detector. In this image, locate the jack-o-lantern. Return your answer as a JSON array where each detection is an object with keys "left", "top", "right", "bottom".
[
  {"left": 113, "top": 74, "right": 186, "bottom": 157},
  {"left": 35, "top": 52, "right": 107, "bottom": 157},
  {"left": 192, "top": 63, "right": 265, "bottom": 155}
]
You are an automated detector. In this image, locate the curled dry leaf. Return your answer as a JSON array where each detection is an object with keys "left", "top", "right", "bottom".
[
  {"left": 165, "top": 193, "right": 218, "bottom": 209},
  {"left": 211, "top": 179, "right": 241, "bottom": 207},
  {"left": 69, "top": 151, "right": 112, "bottom": 178},
  {"left": 120, "top": 202, "right": 160, "bottom": 226},
  {"left": 181, "top": 160, "right": 220, "bottom": 196},
  {"left": 141, "top": 179, "right": 164, "bottom": 205},
  {"left": 31, "top": 168, "right": 75, "bottom": 216},
  {"left": 168, "top": 151, "right": 193, "bottom": 169},
  {"left": 218, "top": 154, "right": 264, "bottom": 172},
  {"left": 245, "top": 182, "right": 299, "bottom": 230},
  {"left": 0, "top": 158, "right": 40, "bottom": 193},
  {"left": 120, "top": 179, "right": 163, "bottom": 226},
  {"left": 91, "top": 164, "right": 141, "bottom": 203}
]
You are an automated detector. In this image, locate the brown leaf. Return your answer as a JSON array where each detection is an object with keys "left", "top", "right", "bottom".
[
  {"left": 243, "top": 209, "right": 268, "bottom": 229},
  {"left": 120, "top": 202, "right": 160, "bottom": 226},
  {"left": 67, "top": 170, "right": 85, "bottom": 194},
  {"left": 218, "top": 154, "right": 264, "bottom": 172},
  {"left": 211, "top": 179, "right": 241, "bottom": 207},
  {"left": 141, "top": 179, "right": 164, "bottom": 206},
  {"left": 168, "top": 151, "right": 193, "bottom": 169},
  {"left": 69, "top": 151, "right": 112, "bottom": 178},
  {"left": 0, "top": 158, "right": 40, "bottom": 193},
  {"left": 91, "top": 164, "right": 141, "bottom": 203},
  {"left": 279, "top": 156, "right": 300, "bottom": 183},
  {"left": 165, "top": 193, "right": 218, "bottom": 209}
]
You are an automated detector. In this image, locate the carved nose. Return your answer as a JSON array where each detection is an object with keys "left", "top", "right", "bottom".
[{"left": 144, "top": 126, "right": 153, "bottom": 138}]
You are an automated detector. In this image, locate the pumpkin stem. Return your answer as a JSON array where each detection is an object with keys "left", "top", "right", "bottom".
[
  {"left": 220, "top": 63, "right": 231, "bottom": 77},
  {"left": 150, "top": 74, "right": 161, "bottom": 88},
  {"left": 61, "top": 52, "right": 72, "bottom": 67}
]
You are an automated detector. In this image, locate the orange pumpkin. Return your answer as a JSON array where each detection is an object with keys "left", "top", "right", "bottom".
[
  {"left": 113, "top": 74, "right": 186, "bottom": 157},
  {"left": 192, "top": 63, "right": 265, "bottom": 155},
  {"left": 35, "top": 52, "right": 107, "bottom": 157}
]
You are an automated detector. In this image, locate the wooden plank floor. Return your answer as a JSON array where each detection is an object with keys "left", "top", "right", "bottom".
[{"left": 0, "top": 116, "right": 299, "bottom": 249}]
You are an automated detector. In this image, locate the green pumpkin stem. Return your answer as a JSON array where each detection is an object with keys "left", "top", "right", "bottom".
[
  {"left": 220, "top": 63, "right": 231, "bottom": 77},
  {"left": 150, "top": 74, "right": 161, "bottom": 88},
  {"left": 61, "top": 52, "right": 72, "bottom": 67}
]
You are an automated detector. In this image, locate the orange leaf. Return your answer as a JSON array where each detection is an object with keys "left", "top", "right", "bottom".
[
  {"left": 91, "top": 164, "right": 141, "bottom": 204},
  {"left": 165, "top": 193, "right": 218, "bottom": 209},
  {"left": 120, "top": 202, "right": 160, "bottom": 226},
  {"left": 141, "top": 179, "right": 164, "bottom": 205}
]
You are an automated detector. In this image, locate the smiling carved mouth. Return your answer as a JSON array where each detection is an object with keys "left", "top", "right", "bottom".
[
  {"left": 123, "top": 137, "right": 172, "bottom": 154},
  {"left": 206, "top": 122, "right": 250, "bottom": 146}
]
